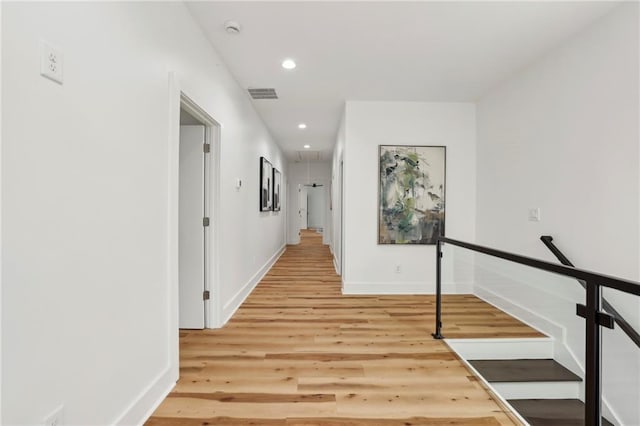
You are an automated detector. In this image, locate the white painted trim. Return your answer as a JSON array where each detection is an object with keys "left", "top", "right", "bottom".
[
  {"left": 166, "top": 73, "right": 181, "bottom": 384},
  {"left": 602, "top": 395, "right": 623, "bottom": 426},
  {"left": 178, "top": 92, "right": 222, "bottom": 330},
  {"left": 552, "top": 342, "right": 584, "bottom": 385},
  {"left": 333, "top": 255, "right": 340, "bottom": 276},
  {"left": 493, "top": 381, "right": 580, "bottom": 400},
  {"left": 167, "top": 72, "right": 224, "bottom": 381},
  {"left": 343, "top": 282, "right": 431, "bottom": 295},
  {"left": 113, "top": 366, "right": 174, "bottom": 426},
  {"left": 209, "top": 122, "right": 222, "bottom": 328},
  {"left": 0, "top": 2, "right": 3, "bottom": 419},
  {"left": 445, "top": 337, "right": 554, "bottom": 360},
  {"left": 342, "top": 280, "right": 473, "bottom": 295},
  {"left": 474, "top": 284, "right": 565, "bottom": 339},
  {"left": 0, "top": 3, "right": 3, "bottom": 420},
  {"left": 222, "top": 245, "right": 286, "bottom": 325},
  {"left": 473, "top": 285, "right": 589, "bottom": 397}
]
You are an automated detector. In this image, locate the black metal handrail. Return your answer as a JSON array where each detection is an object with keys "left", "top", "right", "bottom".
[
  {"left": 541, "top": 235, "right": 640, "bottom": 349},
  {"left": 432, "top": 236, "right": 640, "bottom": 426}
]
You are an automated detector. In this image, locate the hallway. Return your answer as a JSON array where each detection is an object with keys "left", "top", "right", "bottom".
[{"left": 147, "top": 230, "right": 542, "bottom": 425}]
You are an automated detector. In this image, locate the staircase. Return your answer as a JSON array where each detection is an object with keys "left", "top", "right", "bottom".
[
  {"left": 447, "top": 338, "right": 615, "bottom": 426},
  {"left": 508, "top": 399, "right": 613, "bottom": 426}
]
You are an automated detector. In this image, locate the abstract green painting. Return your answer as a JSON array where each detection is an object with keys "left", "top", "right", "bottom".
[{"left": 378, "top": 145, "right": 446, "bottom": 244}]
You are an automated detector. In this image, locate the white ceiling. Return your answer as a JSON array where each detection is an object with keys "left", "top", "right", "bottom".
[{"left": 185, "top": 1, "right": 618, "bottom": 161}]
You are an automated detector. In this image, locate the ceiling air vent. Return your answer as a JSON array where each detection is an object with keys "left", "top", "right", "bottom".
[
  {"left": 296, "top": 150, "right": 322, "bottom": 162},
  {"left": 248, "top": 88, "right": 278, "bottom": 100}
]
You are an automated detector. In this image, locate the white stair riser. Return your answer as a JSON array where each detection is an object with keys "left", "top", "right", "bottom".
[
  {"left": 445, "top": 338, "right": 554, "bottom": 360},
  {"left": 493, "top": 381, "right": 581, "bottom": 400}
]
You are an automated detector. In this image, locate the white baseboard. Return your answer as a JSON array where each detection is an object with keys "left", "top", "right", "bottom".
[
  {"left": 333, "top": 254, "right": 342, "bottom": 276},
  {"left": 342, "top": 280, "right": 473, "bottom": 295},
  {"left": 222, "top": 245, "right": 286, "bottom": 325},
  {"left": 113, "top": 366, "right": 175, "bottom": 426},
  {"left": 474, "top": 284, "right": 564, "bottom": 339}
]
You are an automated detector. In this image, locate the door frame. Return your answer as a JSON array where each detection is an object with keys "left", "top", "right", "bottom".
[
  {"left": 168, "top": 73, "right": 222, "bottom": 380},
  {"left": 179, "top": 94, "right": 220, "bottom": 329},
  {"left": 340, "top": 159, "right": 345, "bottom": 282}
]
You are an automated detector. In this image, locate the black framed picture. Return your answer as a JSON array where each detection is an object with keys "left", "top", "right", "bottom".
[
  {"left": 260, "top": 157, "right": 273, "bottom": 211},
  {"left": 378, "top": 145, "right": 446, "bottom": 244},
  {"left": 272, "top": 168, "right": 282, "bottom": 212}
]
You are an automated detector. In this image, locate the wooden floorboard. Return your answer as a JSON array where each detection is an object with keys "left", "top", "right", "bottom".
[{"left": 147, "top": 229, "right": 543, "bottom": 425}]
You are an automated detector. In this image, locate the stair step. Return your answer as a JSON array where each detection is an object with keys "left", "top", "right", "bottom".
[
  {"left": 468, "top": 359, "right": 581, "bottom": 383},
  {"left": 507, "top": 399, "right": 613, "bottom": 426},
  {"left": 445, "top": 337, "right": 554, "bottom": 360}
]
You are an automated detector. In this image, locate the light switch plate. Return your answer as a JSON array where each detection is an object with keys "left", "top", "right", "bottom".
[
  {"left": 528, "top": 207, "right": 541, "bottom": 222},
  {"left": 40, "top": 41, "right": 63, "bottom": 84}
]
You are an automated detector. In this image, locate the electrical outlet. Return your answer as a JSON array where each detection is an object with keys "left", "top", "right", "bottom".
[
  {"left": 43, "top": 405, "right": 64, "bottom": 426},
  {"left": 528, "top": 207, "right": 541, "bottom": 222},
  {"left": 394, "top": 264, "right": 401, "bottom": 274},
  {"left": 40, "top": 41, "right": 64, "bottom": 84}
]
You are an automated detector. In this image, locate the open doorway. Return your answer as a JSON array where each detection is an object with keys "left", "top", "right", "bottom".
[
  {"left": 300, "top": 183, "right": 326, "bottom": 237},
  {"left": 306, "top": 184, "right": 325, "bottom": 232},
  {"left": 178, "top": 95, "right": 220, "bottom": 330}
]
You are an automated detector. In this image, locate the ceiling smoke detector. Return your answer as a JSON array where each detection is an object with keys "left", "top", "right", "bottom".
[{"left": 224, "top": 20, "right": 241, "bottom": 34}]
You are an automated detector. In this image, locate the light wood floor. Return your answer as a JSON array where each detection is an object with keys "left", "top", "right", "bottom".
[{"left": 147, "top": 230, "right": 544, "bottom": 426}]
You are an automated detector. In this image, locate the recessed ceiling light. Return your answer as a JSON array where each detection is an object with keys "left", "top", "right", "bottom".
[
  {"left": 298, "top": 123, "right": 307, "bottom": 129},
  {"left": 303, "top": 144, "right": 311, "bottom": 149},
  {"left": 282, "top": 59, "right": 296, "bottom": 70}
]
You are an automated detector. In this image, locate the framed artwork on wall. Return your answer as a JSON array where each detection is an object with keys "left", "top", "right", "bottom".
[
  {"left": 260, "top": 156, "right": 273, "bottom": 211},
  {"left": 378, "top": 145, "right": 446, "bottom": 245},
  {"left": 272, "top": 168, "right": 282, "bottom": 212}
]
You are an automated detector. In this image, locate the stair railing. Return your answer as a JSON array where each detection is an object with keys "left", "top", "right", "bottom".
[
  {"left": 541, "top": 235, "right": 640, "bottom": 349},
  {"left": 432, "top": 236, "right": 640, "bottom": 426}
]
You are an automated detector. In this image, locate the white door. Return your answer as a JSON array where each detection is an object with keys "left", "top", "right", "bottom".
[
  {"left": 307, "top": 186, "right": 325, "bottom": 230},
  {"left": 179, "top": 125, "right": 205, "bottom": 329},
  {"left": 299, "top": 185, "right": 308, "bottom": 230}
]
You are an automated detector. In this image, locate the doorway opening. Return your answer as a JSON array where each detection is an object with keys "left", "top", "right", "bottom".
[
  {"left": 300, "top": 183, "right": 325, "bottom": 238},
  {"left": 178, "top": 94, "right": 220, "bottom": 330}
]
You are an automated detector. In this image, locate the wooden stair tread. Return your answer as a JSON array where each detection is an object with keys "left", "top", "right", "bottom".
[
  {"left": 468, "top": 359, "right": 581, "bottom": 383},
  {"left": 507, "top": 399, "right": 613, "bottom": 426}
]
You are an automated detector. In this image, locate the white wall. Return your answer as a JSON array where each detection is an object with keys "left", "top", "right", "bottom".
[
  {"left": 342, "top": 101, "right": 476, "bottom": 294},
  {"left": 1, "top": 2, "right": 285, "bottom": 425},
  {"left": 286, "top": 161, "right": 331, "bottom": 245},
  {"left": 475, "top": 4, "right": 639, "bottom": 424}
]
